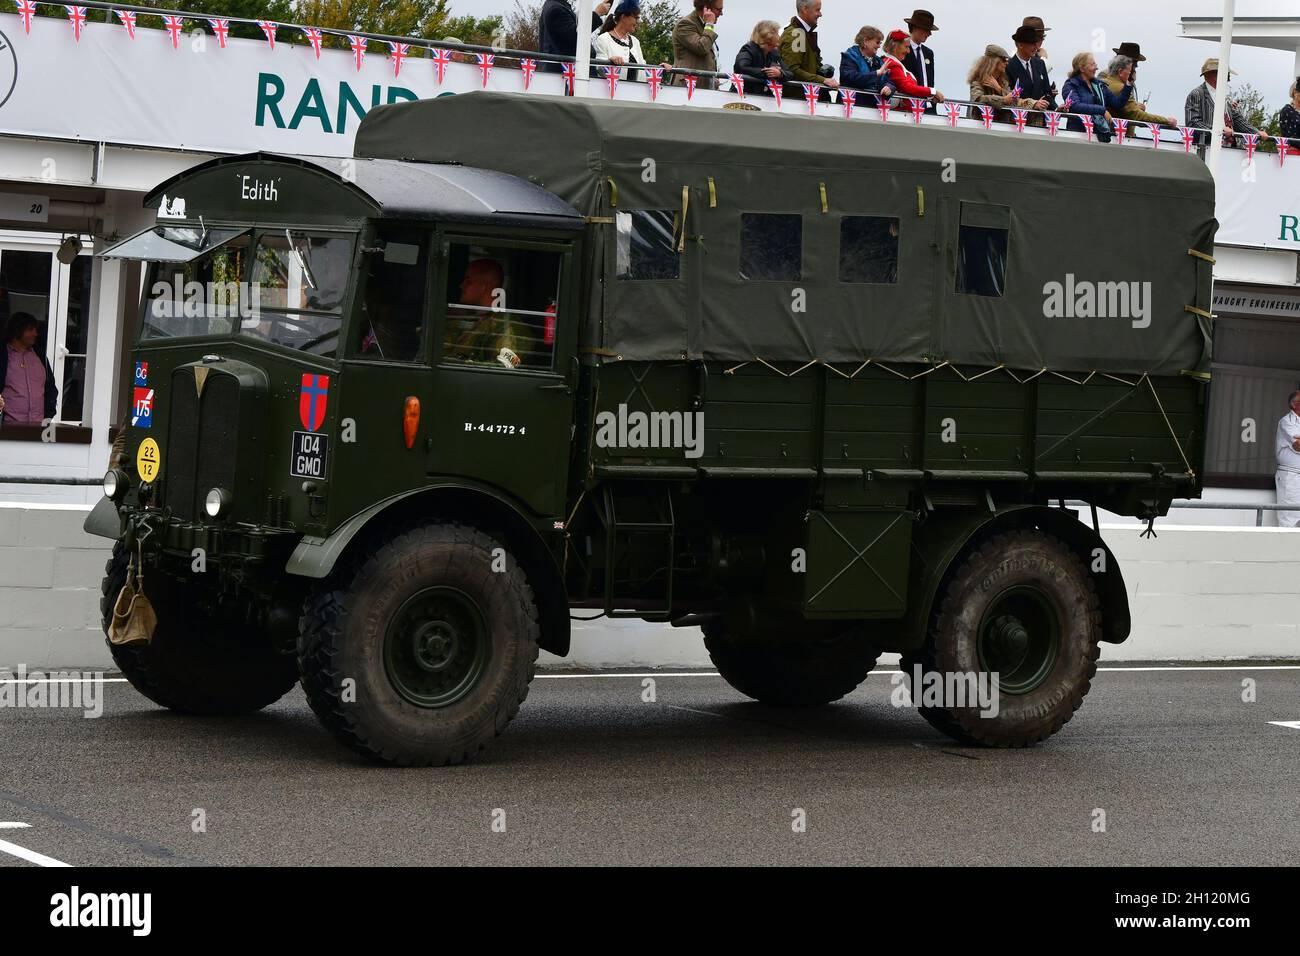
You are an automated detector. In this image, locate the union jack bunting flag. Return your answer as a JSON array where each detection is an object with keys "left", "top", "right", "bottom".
[
  {"left": 64, "top": 5, "right": 86, "bottom": 43},
  {"left": 1010, "top": 108, "right": 1029, "bottom": 132},
  {"left": 14, "top": 1, "right": 36, "bottom": 34},
  {"left": 1146, "top": 123, "right": 1162, "bottom": 149},
  {"left": 302, "top": 27, "right": 323, "bottom": 59},
  {"left": 114, "top": 8, "right": 136, "bottom": 39},
  {"left": 257, "top": 20, "right": 277, "bottom": 50},
  {"left": 476, "top": 52, "right": 494, "bottom": 88},
  {"left": 943, "top": 101, "right": 962, "bottom": 126},
  {"left": 841, "top": 88, "right": 856, "bottom": 118},
  {"left": 1179, "top": 126, "right": 1197, "bottom": 152},
  {"left": 388, "top": 41, "right": 408, "bottom": 77},
  {"left": 520, "top": 58, "right": 538, "bottom": 91},
  {"left": 645, "top": 67, "right": 663, "bottom": 101},
  {"left": 1081, "top": 114, "right": 1095, "bottom": 141},
  {"left": 1279, "top": 140, "right": 1292, "bottom": 167},
  {"left": 908, "top": 98, "right": 926, "bottom": 123},
  {"left": 1242, "top": 132, "right": 1259, "bottom": 163},
  {"left": 802, "top": 83, "right": 819, "bottom": 115},
  {"left": 730, "top": 74, "right": 745, "bottom": 99},
  {"left": 1046, "top": 112, "right": 1063, "bottom": 136},
  {"left": 561, "top": 62, "right": 577, "bottom": 95},
  {"left": 208, "top": 18, "right": 229, "bottom": 49},
  {"left": 978, "top": 105, "right": 995, "bottom": 129},
  {"left": 876, "top": 93, "right": 892, "bottom": 123},
  {"left": 1113, "top": 118, "right": 1129, "bottom": 145},
  {"left": 162, "top": 14, "right": 184, "bottom": 50},
  {"left": 349, "top": 35, "right": 368, "bottom": 71},
  {"left": 603, "top": 65, "right": 619, "bottom": 99},
  {"left": 431, "top": 47, "right": 453, "bottom": 83},
  {"left": 766, "top": 80, "right": 783, "bottom": 109},
  {"left": 683, "top": 74, "right": 697, "bottom": 100}
]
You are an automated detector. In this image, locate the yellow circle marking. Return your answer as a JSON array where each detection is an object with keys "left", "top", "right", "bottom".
[{"left": 136, "top": 437, "right": 162, "bottom": 483}]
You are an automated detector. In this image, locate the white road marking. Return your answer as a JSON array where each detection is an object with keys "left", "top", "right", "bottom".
[
  {"left": 0, "top": 666, "right": 1293, "bottom": 687},
  {"left": 0, "top": 678, "right": 126, "bottom": 684},
  {"left": 1268, "top": 721, "right": 1300, "bottom": 730},
  {"left": 0, "top": 833, "right": 72, "bottom": 868},
  {"left": 0, "top": 822, "right": 32, "bottom": 829},
  {"left": 539, "top": 665, "right": 1300, "bottom": 679}
]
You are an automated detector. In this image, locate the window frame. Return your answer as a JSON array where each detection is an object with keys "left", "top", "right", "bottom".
[
  {"left": 614, "top": 208, "right": 683, "bottom": 282},
  {"left": 434, "top": 231, "right": 575, "bottom": 377},
  {"left": 345, "top": 222, "right": 435, "bottom": 365},
  {"left": 0, "top": 234, "right": 94, "bottom": 426}
]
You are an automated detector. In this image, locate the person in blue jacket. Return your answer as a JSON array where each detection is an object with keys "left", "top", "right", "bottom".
[
  {"left": 1060, "top": 52, "right": 1114, "bottom": 142},
  {"left": 840, "top": 25, "right": 892, "bottom": 98}
]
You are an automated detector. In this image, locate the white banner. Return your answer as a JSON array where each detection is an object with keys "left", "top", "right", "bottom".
[
  {"left": 1213, "top": 147, "right": 1300, "bottom": 251},
  {"left": 5, "top": 14, "right": 1299, "bottom": 253}
]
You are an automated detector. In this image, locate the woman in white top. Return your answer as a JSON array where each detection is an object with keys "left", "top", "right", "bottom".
[{"left": 591, "top": 0, "right": 647, "bottom": 83}]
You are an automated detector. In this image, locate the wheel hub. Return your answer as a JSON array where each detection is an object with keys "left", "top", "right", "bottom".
[
  {"left": 384, "top": 587, "right": 490, "bottom": 708},
  {"left": 977, "top": 586, "right": 1061, "bottom": 695}
]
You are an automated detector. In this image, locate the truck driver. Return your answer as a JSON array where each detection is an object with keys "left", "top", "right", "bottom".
[{"left": 444, "top": 258, "right": 528, "bottom": 369}]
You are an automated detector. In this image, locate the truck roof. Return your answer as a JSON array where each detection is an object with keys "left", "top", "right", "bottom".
[{"left": 356, "top": 92, "right": 1216, "bottom": 378}]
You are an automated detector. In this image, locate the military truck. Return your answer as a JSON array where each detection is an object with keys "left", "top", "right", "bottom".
[{"left": 87, "top": 91, "right": 1215, "bottom": 764}]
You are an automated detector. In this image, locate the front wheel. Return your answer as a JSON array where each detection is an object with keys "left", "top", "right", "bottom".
[
  {"left": 912, "top": 529, "right": 1102, "bottom": 747},
  {"left": 99, "top": 542, "right": 299, "bottom": 715},
  {"left": 298, "top": 523, "right": 539, "bottom": 766}
]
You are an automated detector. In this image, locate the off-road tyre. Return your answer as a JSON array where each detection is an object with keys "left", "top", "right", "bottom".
[
  {"left": 703, "top": 621, "right": 881, "bottom": 707},
  {"left": 298, "top": 523, "right": 539, "bottom": 766},
  {"left": 99, "top": 541, "right": 299, "bottom": 715},
  {"left": 913, "top": 529, "right": 1102, "bottom": 747}
]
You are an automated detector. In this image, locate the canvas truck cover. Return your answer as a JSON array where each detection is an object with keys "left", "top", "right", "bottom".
[{"left": 355, "top": 92, "right": 1216, "bottom": 376}]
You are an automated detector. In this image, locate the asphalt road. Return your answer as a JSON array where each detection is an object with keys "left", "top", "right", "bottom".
[{"left": 1, "top": 664, "right": 1298, "bottom": 866}]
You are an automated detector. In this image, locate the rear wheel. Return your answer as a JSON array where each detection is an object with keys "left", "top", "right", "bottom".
[
  {"left": 298, "top": 523, "right": 539, "bottom": 766},
  {"left": 912, "top": 529, "right": 1101, "bottom": 747},
  {"left": 703, "top": 621, "right": 881, "bottom": 707},
  {"left": 99, "top": 542, "right": 299, "bottom": 715}
]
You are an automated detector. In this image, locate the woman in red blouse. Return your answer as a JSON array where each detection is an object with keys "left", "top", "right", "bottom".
[{"left": 879, "top": 28, "right": 945, "bottom": 103}]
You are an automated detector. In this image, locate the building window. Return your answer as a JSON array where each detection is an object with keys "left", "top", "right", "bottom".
[
  {"left": 0, "top": 238, "right": 93, "bottom": 426},
  {"left": 740, "top": 213, "right": 802, "bottom": 281},
  {"left": 616, "top": 211, "right": 680, "bottom": 280},
  {"left": 441, "top": 240, "right": 565, "bottom": 371},
  {"left": 839, "top": 216, "right": 899, "bottom": 284}
]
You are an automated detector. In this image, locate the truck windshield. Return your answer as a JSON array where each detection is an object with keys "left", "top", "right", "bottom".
[
  {"left": 241, "top": 231, "right": 353, "bottom": 357},
  {"left": 139, "top": 228, "right": 354, "bottom": 358}
]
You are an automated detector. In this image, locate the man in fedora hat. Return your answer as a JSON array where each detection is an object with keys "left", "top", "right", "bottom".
[
  {"left": 902, "top": 9, "right": 937, "bottom": 112},
  {"left": 1103, "top": 44, "right": 1176, "bottom": 127},
  {"left": 1007, "top": 22, "right": 1055, "bottom": 125},
  {"left": 1185, "top": 57, "right": 1269, "bottom": 148}
]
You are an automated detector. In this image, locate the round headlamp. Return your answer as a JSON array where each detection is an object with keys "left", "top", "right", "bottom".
[
  {"left": 102, "top": 468, "right": 128, "bottom": 502},
  {"left": 205, "top": 487, "right": 232, "bottom": 519}
]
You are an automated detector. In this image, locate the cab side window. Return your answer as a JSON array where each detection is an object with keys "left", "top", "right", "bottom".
[
  {"left": 441, "top": 242, "right": 564, "bottom": 371},
  {"left": 353, "top": 226, "right": 428, "bottom": 361}
]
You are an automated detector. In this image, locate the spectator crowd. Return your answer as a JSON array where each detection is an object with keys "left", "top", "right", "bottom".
[{"left": 537, "top": 0, "right": 1300, "bottom": 147}]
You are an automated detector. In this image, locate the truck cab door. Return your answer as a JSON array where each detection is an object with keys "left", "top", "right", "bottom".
[{"left": 426, "top": 234, "right": 578, "bottom": 520}]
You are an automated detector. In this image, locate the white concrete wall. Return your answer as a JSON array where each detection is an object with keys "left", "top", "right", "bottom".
[
  {"left": 0, "top": 503, "right": 111, "bottom": 669},
  {"left": 2, "top": 506, "right": 1299, "bottom": 670}
]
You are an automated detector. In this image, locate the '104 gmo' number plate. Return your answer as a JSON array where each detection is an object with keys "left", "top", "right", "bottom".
[{"left": 291, "top": 431, "right": 329, "bottom": 479}]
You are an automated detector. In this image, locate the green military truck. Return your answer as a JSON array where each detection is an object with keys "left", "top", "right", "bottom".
[{"left": 87, "top": 92, "right": 1215, "bottom": 764}]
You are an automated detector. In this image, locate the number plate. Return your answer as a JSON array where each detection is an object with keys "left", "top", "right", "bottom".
[{"left": 290, "top": 431, "right": 329, "bottom": 479}]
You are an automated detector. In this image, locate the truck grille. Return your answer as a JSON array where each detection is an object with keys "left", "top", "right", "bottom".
[{"left": 165, "top": 367, "right": 239, "bottom": 521}]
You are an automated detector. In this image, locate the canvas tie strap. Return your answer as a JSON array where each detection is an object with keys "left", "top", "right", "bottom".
[
  {"left": 708, "top": 177, "right": 717, "bottom": 208},
  {"left": 605, "top": 177, "right": 619, "bottom": 207},
  {"left": 677, "top": 185, "right": 690, "bottom": 253}
]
